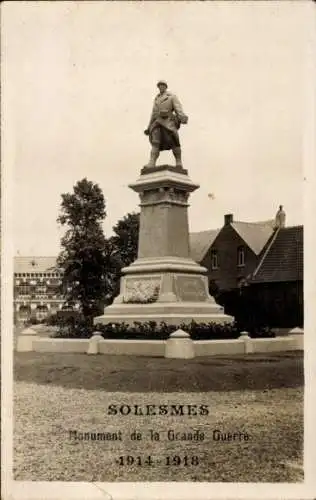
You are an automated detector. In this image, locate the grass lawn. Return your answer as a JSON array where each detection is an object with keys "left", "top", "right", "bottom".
[{"left": 14, "top": 351, "right": 304, "bottom": 482}]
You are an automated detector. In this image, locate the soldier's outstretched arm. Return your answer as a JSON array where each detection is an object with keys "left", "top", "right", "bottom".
[{"left": 172, "top": 95, "right": 188, "bottom": 124}]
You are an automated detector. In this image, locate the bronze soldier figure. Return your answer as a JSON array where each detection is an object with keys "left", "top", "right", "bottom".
[{"left": 144, "top": 80, "right": 188, "bottom": 168}]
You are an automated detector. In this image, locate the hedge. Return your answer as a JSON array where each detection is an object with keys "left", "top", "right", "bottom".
[{"left": 49, "top": 315, "right": 274, "bottom": 340}]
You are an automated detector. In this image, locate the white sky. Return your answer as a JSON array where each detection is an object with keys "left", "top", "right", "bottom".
[{"left": 3, "top": 1, "right": 308, "bottom": 256}]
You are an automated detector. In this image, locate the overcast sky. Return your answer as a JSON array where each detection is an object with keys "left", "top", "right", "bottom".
[{"left": 3, "top": 1, "right": 308, "bottom": 256}]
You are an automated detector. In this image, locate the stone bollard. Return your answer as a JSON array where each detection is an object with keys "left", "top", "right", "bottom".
[
  {"left": 16, "top": 327, "right": 38, "bottom": 352},
  {"left": 289, "top": 327, "right": 304, "bottom": 335},
  {"left": 164, "top": 329, "right": 195, "bottom": 359},
  {"left": 86, "top": 331, "right": 104, "bottom": 355},
  {"left": 289, "top": 327, "right": 304, "bottom": 350},
  {"left": 239, "top": 331, "right": 253, "bottom": 354}
]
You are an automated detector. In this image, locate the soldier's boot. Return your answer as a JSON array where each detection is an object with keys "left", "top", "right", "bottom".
[
  {"left": 145, "top": 146, "right": 160, "bottom": 168},
  {"left": 172, "top": 147, "right": 183, "bottom": 168}
]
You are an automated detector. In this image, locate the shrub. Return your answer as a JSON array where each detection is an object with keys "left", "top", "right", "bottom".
[
  {"left": 25, "top": 316, "right": 40, "bottom": 326},
  {"left": 49, "top": 313, "right": 93, "bottom": 339},
  {"left": 51, "top": 318, "right": 274, "bottom": 340},
  {"left": 45, "top": 314, "right": 59, "bottom": 326}
]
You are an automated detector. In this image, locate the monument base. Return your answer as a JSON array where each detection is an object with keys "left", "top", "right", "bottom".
[
  {"left": 94, "top": 257, "right": 233, "bottom": 328},
  {"left": 94, "top": 302, "right": 232, "bottom": 327}
]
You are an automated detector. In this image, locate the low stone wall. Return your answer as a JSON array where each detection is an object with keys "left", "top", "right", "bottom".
[
  {"left": 99, "top": 339, "right": 164, "bottom": 357},
  {"left": 17, "top": 328, "right": 303, "bottom": 356},
  {"left": 194, "top": 339, "right": 244, "bottom": 357},
  {"left": 33, "top": 338, "right": 88, "bottom": 353},
  {"left": 251, "top": 336, "right": 303, "bottom": 352},
  {"left": 29, "top": 338, "right": 165, "bottom": 356}
]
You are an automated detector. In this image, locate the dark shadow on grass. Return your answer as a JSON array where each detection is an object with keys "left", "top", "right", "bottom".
[{"left": 14, "top": 351, "right": 304, "bottom": 392}]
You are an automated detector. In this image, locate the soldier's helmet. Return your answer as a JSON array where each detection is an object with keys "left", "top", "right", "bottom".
[{"left": 157, "top": 80, "right": 168, "bottom": 88}]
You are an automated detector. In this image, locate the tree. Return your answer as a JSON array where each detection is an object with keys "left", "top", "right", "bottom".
[
  {"left": 109, "top": 212, "right": 139, "bottom": 267},
  {"left": 106, "top": 212, "right": 140, "bottom": 302},
  {"left": 57, "top": 178, "right": 109, "bottom": 320}
]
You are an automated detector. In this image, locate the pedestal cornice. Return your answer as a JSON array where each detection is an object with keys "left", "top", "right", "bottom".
[
  {"left": 129, "top": 165, "right": 199, "bottom": 194},
  {"left": 122, "top": 256, "right": 207, "bottom": 275},
  {"left": 140, "top": 165, "right": 188, "bottom": 176}
]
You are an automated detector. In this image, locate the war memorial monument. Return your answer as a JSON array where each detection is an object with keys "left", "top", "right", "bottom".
[{"left": 95, "top": 81, "right": 233, "bottom": 327}]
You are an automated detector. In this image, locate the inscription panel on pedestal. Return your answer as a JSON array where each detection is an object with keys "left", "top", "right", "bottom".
[
  {"left": 123, "top": 276, "right": 161, "bottom": 303},
  {"left": 174, "top": 275, "right": 208, "bottom": 302}
]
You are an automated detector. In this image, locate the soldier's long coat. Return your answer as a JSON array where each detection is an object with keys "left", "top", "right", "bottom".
[{"left": 147, "top": 91, "right": 188, "bottom": 150}]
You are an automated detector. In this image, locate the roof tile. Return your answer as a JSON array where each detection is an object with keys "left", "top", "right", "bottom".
[
  {"left": 251, "top": 226, "right": 303, "bottom": 283},
  {"left": 189, "top": 229, "right": 220, "bottom": 262}
]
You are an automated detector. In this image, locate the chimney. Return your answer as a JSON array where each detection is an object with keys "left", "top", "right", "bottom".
[
  {"left": 224, "top": 214, "right": 233, "bottom": 226},
  {"left": 274, "top": 205, "right": 286, "bottom": 229}
]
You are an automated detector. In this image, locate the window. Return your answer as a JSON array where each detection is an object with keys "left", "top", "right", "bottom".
[
  {"left": 237, "top": 246, "right": 245, "bottom": 267},
  {"left": 211, "top": 250, "right": 219, "bottom": 270},
  {"left": 19, "top": 285, "right": 30, "bottom": 295}
]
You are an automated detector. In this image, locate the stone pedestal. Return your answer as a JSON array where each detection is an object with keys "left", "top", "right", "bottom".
[{"left": 95, "top": 165, "right": 233, "bottom": 327}]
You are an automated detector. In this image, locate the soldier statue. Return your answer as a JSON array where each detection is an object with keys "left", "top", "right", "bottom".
[{"left": 144, "top": 80, "right": 188, "bottom": 168}]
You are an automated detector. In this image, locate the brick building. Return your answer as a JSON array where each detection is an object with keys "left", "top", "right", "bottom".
[
  {"left": 190, "top": 213, "right": 276, "bottom": 291},
  {"left": 14, "top": 256, "right": 64, "bottom": 324},
  {"left": 189, "top": 208, "right": 303, "bottom": 329}
]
